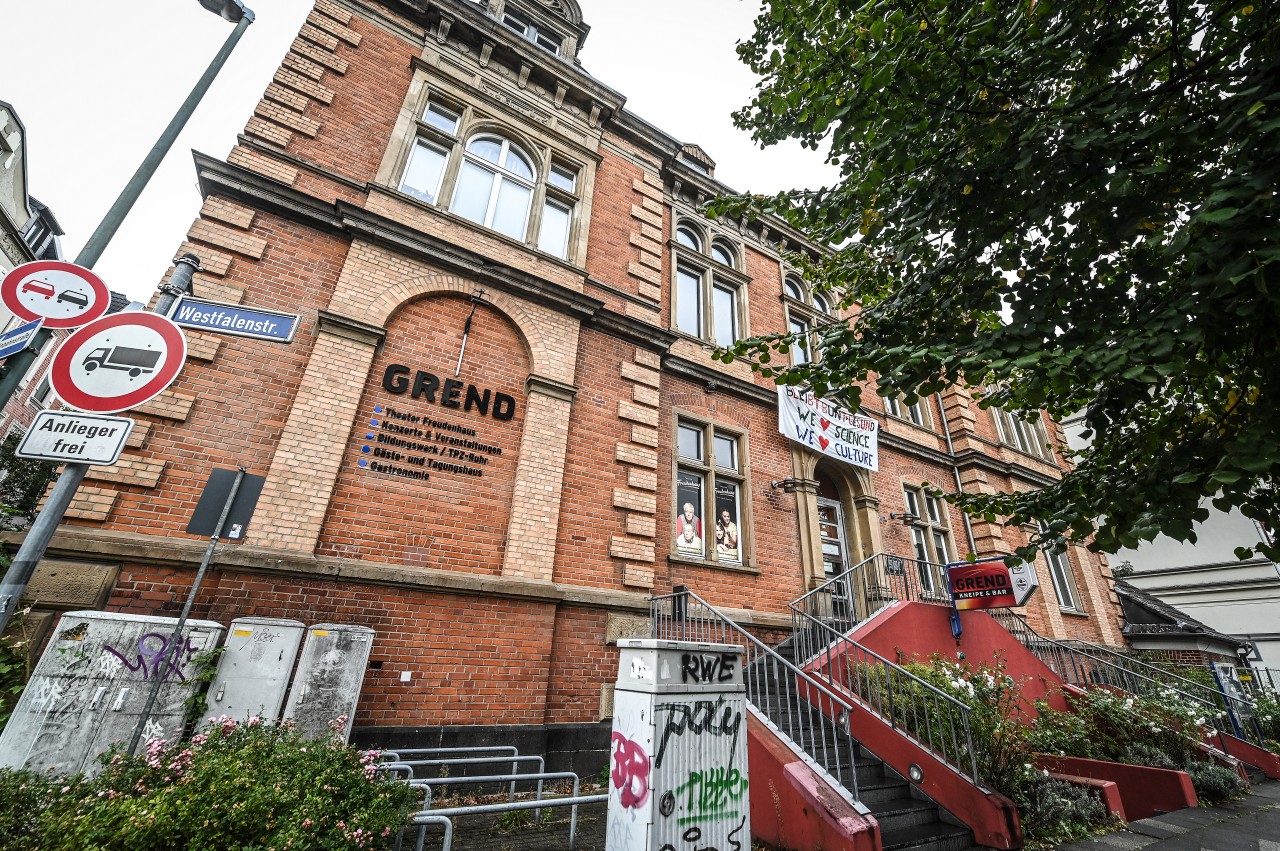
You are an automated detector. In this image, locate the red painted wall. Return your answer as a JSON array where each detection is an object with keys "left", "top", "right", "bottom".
[
  {"left": 850, "top": 603, "right": 1071, "bottom": 713},
  {"left": 1211, "top": 732, "right": 1280, "bottom": 780},
  {"left": 1033, "top": 755, "right": 1197, "bottom": 821},
  {"left": 746, "top": 713, "right": 880, "bottom": 851}
]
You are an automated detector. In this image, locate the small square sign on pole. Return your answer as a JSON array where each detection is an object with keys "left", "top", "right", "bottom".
[{"left": 186, "top": 468, "right": 266, "bottom": 540}]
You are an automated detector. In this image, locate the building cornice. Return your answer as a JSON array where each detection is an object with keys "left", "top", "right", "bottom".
[
  {"left": 1, "top": 526, "right": 790, "bottom": 630},
  {"left": 586, "top": 307, "right": 677, "bottom": 353},
  {"left": 662, "top": 355, "right": 777, "bottom": 407}
]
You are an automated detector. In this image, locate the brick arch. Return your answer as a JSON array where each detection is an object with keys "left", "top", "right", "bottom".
[{"left": 364, "top": 273, "right": 568, "bottom": 383}]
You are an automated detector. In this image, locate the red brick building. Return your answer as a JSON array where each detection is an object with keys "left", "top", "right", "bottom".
[{"left": 29, "top": 0, "right": 1123, "bottom": 746}]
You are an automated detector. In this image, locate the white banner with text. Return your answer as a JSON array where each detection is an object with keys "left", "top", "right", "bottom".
[{"left": 777, "top": 386, "right": 879, "bottom": 471}]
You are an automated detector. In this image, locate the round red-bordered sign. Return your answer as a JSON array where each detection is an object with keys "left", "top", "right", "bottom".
[
  {"left": 0, "top": 260, "right": 111, "bottom": 329},
  {"left": 50, "top": 312, "right": 187, "bottom": 414}
]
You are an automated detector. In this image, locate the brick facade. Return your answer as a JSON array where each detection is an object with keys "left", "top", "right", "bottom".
[{"left": 25, "top": 0, "right": 1124, "bottom": 737}]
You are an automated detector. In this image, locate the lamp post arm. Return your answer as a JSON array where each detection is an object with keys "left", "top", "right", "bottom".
[{"left": 76, "top": 13, "right": 253, "bottom": 270}]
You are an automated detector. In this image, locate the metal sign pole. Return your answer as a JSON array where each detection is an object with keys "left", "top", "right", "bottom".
[
  {"left": 125, "top": 466, "right": 245, "bottom": 757},
  {"left": 0, "top": 256, "right": 200, "bottom": 636}
]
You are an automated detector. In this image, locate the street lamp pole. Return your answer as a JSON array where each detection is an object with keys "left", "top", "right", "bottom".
[
  {"left": 0, "top": 0, "right": 256, "bottom": 637},
  {"left": 0, "top": 0, "right": 255, "bottom": 409}
]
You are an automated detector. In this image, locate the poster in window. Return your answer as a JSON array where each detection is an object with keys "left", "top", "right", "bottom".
[
  {"left": 674, "top": 470, "right": 704, "bottom": 557},
  {"left": 714, "top": 480, "right": 741, "bottom": 563}
]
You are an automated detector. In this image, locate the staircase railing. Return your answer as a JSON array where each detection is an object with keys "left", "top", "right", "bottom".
[
  {"left": 990, "top": 610, "right": 1266, "bottom": 746},
  {"left": 791, "top": 552, "right": 953, "bottom": 636},
  {"left": 650, "top": 589, "right": 862, "bottom": 798},
  {"left": 789, "top": 600, "right": 982, "bottom": 785}
]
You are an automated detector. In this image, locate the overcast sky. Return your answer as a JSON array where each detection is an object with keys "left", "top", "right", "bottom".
[{"left": 2, "top": 0, "right": 837, "bottom": 302}]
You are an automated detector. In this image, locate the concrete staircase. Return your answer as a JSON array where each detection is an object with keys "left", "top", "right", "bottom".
[{"left": 761, "top": 640, "right": 976, "bottom": 851}]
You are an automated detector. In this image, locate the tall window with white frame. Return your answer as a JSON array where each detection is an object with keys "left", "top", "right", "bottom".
[
  {"left": 1039, "top": 522, "right": 1084, "bottom": 612},
  {"left": 675, "top": 418, "right": 747, "bottom": 565},
  {"left": 782, "top": 275, "right": 831, "bottom": 365},
  {"left": 993, "top": 407, "right": 1054, "bottom": 461},
  {"left": 672, "top": 224, "right": 745, "bottom": 349},
  {"left": 396, "top": 94, "right": 584, "bottom": 261},
  {"left": 902, "top": 485, "right": 955, "bottom": 593},
  {"left": 885, "top": 395, "right": 931, "bottom": 429}
]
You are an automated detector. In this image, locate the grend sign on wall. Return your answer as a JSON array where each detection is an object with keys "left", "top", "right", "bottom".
[{"left": 777, "top": 386, "right": 879, "bottom": 471}]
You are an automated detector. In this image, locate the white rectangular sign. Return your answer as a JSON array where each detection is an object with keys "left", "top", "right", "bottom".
[
  {"left": 777, "top": 386, "right": 879, "bottom": 471},
  {"left": 16, "top": 410, "right": 134, "bottom": 465}
]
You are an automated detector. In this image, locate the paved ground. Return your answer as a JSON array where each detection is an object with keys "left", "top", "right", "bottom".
[
  {"left": 1055, "top": 782, "right": 1280, "bottom": 851},
  {"left": 402, "top": 783, "right": 1280, "bottom": 850}
]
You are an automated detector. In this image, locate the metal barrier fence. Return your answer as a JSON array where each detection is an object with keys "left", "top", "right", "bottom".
[
  {"left": 407, "top": 794, "right": 609, "bottom": 851},
  {"left": 1236, "top": 666, "right": 1280, "bottom": 693},
  {"left": 990, "top": 610, "right": 1266, "bottom": 747},
  {"left": 789, "top": 601, "right": 982, "bottom": 785},
  {"left": 790, "top": 553, "right": 952, "bottom": 635},
  {"left": 650, "top": 588, "right": 863, "bottom": 799}
]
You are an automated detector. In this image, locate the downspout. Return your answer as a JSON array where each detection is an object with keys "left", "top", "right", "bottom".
[{"left": 937, "top": 392, "right": 979, "bottom": 557}]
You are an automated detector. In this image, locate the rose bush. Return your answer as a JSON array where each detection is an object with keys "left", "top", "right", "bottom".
[{"left": 0, "top": 716, "right": 415, "bottom": 851}]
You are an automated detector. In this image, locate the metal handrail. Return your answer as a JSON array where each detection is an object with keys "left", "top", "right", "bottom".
[
  {"left": 990, "top": 610, "right": 1266, "bottom": 747},
  {"left": 650, "top": 589, "right": 863, "bottom": 799},
  {"left": 789, "top": 605, "right": 983, "bottom": 785},
  {"left": 410, "top": 794, "right": 608, "bottom": 851},
  {"left": 791, "top": 552, "right": 953, "bottom": 637}
]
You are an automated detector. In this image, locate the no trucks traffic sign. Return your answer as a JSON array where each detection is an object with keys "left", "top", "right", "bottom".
[{"left": 49, "top": 312, "right": 187, "bottom": 414}]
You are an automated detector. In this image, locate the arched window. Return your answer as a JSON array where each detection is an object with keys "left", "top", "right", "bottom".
[
  {"left": 784, "top": 277, "right": 804, "bottom": 301},
  {"left": 672, "top": 222, "right": 745, "bottom": 347},
  {"left": 676, "top": 227, "right": 702, "bottom": 251},
  {"left": 711, "top": 241, "right": 735, "bottom": 268},
  {"left": 451, "top": 135, "right": 536, "bottom": 240}
]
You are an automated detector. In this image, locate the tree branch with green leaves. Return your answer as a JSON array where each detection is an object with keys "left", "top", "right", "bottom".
[{"left": 712, "top": 0, "right": 1280, "bottom": 562}]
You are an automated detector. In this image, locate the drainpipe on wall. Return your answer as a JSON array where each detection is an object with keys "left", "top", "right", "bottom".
[{"left": 937, "top": 392, "right": 978, "bottom": 557}]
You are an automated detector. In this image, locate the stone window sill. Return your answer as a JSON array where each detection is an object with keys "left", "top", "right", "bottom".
[{"left": 667, "top": 553, "right": 760, "bottom": 575}]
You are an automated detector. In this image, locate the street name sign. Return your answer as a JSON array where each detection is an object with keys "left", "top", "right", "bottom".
[
  {"left": 946, "top": 557, "right": 1040, "bottom": 611},
  {"left": 49, "top": 312, "right": 187, "bottom": 414},
  {"left": 169, "top": 295, "right": 300, "bottom": 343},
  {"left": 15, "top": 410, "right": 134, "bottom": 465},
  {"left": 0, "top": 260, "right": 111, "bottom": 329},
  {"left": 0, "top": 318, "right": 44, "bottom": 360}
]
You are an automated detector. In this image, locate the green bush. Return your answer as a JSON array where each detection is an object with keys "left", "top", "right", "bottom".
[
  {"left": 0, "top": 768, "right": 66, "bottom": 851},
  {"left": 1011, "top": 775, "right": 1111, "bottom": 847},
  {"left": 1184, "top": 761, "right": 1248, "bottom": 805},
  {"left": 0, "top": 716, "right": 415, "bottom": 851},
  {"left": 1252, "top": 686, "right": 1280, "bottom": 742}
]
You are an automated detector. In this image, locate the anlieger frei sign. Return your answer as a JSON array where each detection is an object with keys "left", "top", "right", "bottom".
[{"left": 777, "top": 386, "right": 879, "bottom": 471}]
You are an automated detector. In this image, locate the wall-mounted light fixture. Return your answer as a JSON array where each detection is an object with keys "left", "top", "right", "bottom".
[
  {"left": 770, "top": 478, "right": 800, "bottom": 494},
  {"left": 889, "top": 512, "right": 919, "bottom": 525}
]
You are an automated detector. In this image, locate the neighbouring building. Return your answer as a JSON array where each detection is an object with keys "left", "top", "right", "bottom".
[
  {"left": 1063, "top": 412, "right": 1280, "bottom": 670},
  {"left": 18, "top": 0, "right": 1123, "bottom": 754},
  {"left": 0, "top": 100, "right": 69, "bottom": 438}
]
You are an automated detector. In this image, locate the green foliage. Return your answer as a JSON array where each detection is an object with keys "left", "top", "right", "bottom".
[
  {"left": 0, "top": 717, "right": 415, "bottom": 851},
  {"left": 1028, "top": 686, "right": 1212, "bottom": 766},
  {"left": 0, "top": 768, "right": 64, "bottom": 851},
  {"left": 716, "top": 0, "right": 1280, "bottom": 563},
  {"left": 1252, "top": 686, "right": 1280, "bottom": 741},
  {"left": 0, "top": 433, "right": 57, "bottom": 531},
  {"left": 1184, "top": 761, "right": 1248, "bottom": 805},
  {"left": 180, "top": 646, "right": 226, "bottom": 735},
  {"left": 1010, "top": 775, "right": 1111, "bottom": 849},
  {"left": 850, "top": 655, "right": 1110, "bottom": 843}
]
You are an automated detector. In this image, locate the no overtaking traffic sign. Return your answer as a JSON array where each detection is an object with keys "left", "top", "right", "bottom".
[{"left": 0, "top": 260, "right": 111, "bottom": 329}]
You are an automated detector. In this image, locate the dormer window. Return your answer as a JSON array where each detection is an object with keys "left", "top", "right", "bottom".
[{"left": 502, "top": 9, "right": 563, "bottom": 54}]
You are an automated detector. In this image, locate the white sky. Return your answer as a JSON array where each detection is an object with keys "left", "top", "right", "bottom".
[{"left": 1, "top": 0, "right": 837, "bottom": 302}]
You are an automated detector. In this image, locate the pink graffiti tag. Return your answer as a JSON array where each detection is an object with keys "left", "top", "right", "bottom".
[{"left": 611, "top": 731, "right": 651, "bottom": 809}]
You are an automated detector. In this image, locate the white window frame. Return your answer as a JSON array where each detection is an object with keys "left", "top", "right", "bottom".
[
  {"left": 994, "top": 407, "right": 1054, "bottom": 461},
  {"left": 670, "top": 221, "right": 747, "bottom": 348},
  {"left": 673, "top": 415, "right": 751, "bottom": 567}
]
